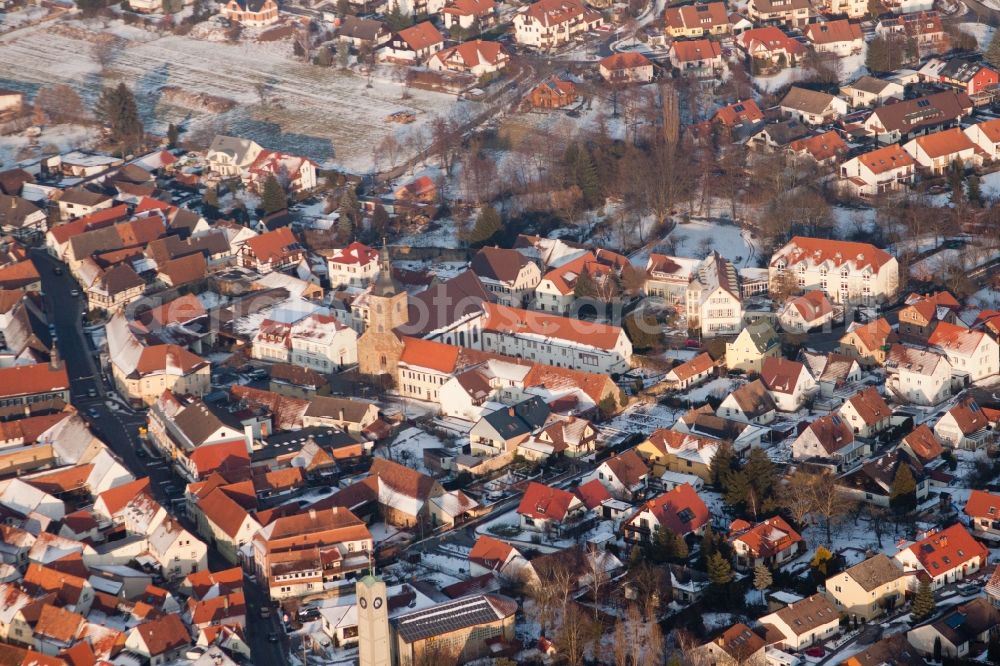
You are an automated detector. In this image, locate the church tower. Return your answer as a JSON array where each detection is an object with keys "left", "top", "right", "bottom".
[
  {"left": 356, "top": 573, "right": 392, "bottom": 666},
  {"left": 358, "top": 244, "right": 407, "bottom": 377}
]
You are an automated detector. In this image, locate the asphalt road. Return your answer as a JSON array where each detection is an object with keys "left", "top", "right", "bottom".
[{"left": 31, "top": 249, "right": 289, "bottom": 666}]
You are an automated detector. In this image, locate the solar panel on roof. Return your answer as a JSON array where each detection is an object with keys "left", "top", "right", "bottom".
[{"left": 944, "top": 612, "right": 965, "bottom": 629}]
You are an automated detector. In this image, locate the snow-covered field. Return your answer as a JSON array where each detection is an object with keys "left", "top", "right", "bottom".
[{"left": 0, "top": 18, "right": 472, "bottom": 172}]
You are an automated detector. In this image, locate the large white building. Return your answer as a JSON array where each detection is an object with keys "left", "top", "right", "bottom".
[
  {"left": 513, "top": 0, "right": 603, "bottom": 50},
  {"left": 478, "top": 303, "right": 632, "bottom": 374},
  {"left": 769, "top": 236, "right": 899, "bottom": 306},
  {"left": 326, "top": 242, "right": 381, "bottom": 290}
]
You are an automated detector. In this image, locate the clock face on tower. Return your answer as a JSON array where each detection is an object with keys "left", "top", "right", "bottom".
[
  {"left": 359, "top": 598, "right": 368, "bottom": 609},
  {"left": 373, "top": 597, "right": 383, "bottom": 609}
]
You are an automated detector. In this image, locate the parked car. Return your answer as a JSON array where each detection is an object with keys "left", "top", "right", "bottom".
[{"left": 957, "top": 583, "right": 978, "bottom": 595}]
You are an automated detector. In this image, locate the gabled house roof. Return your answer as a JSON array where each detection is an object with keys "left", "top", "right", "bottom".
[
  {"left": 940, "top": 396, "right": 988, "bottom": 435},
  {"left": 601, "top": 449, "right": 648, "bottom": 488},
  {"left": 669, "top": 39, "right": 722, "bottom": 63},
  {"left": 517, "top": 481, "right": 580, "bottom": 522},
  {"left": 901, "top": 424, "right": 944, "bottom": 463},
  {"left": 842, "top": 386, "right": 892, "bottom": 426},
  {"left": 901, "top": 523, "right": 988, "bottom": 576},
  {"left": 397, "top": 21, "right": 444, "bottom": 50},
  {"left": 805, "top": 19, "right": 862, "bottom": 44},
  {"left": 729, "top": 516, "right": 802, "bottom": 559},
  {"left": 760, "top": 357, "right": 808, "bottom": 395},
  {"left": 839, "top": 553, "right": 904, "bottom": 592},
  {"left": 801, "top": 413, "right": 854, "bottom": 455},
  {"left": 964, "top": 489, "right": 1000, "bottom": 520},
  {"left": 632, "top": 483, "right": 709, "bottom": 535},
  {"left": 727, "top": 379, "right": 777, "bottom": 417}
]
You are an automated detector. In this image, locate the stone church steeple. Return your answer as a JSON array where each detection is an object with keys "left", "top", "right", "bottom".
[{"left": 358, "top": 242, "right": 407, "bottom": 377}]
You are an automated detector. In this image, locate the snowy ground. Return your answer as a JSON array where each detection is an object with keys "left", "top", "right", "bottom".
[
  {"left": 0, "top": 5, "right": 50, "bottom": 33},
  {"left": 377, "top": 427, "right": 450, "bottom": 473},
  {"left": 959, "top": 21, "right": 1000, "bottom": 51},
  {"left": 0, "top": 123, "right": 96, "bottom": 168},
  {"left": 0, "top": 17, "right": 473, "bottom": 172},
  {"left": 633, "top": 217, "right": 760, "bottom": 268}
]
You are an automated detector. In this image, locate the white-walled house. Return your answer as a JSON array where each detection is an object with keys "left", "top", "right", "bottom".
[
  {"left": 686, "top": 252, "right": 743, "bottom": 337},
  {"left": 792, "top": 413, "right": 866, "bottom": 468},
  {"left": 839, "top": 144, "right": 916, "bottom": 197},
  {"left": 928, "top": 322, "right": 999, "bottom": 382},
  {"left": 838, "top": 387, "right": 892, "bottom": 439},
  {"left": 885, "top": 345, "right": 952, "bottom": 406},
  {"left": 326, "top": 242, "right": 380, "bottom": 290},
  {"left": 470, "top": 246, "right": 541, "bottom": 308},
  {"left": 964, "top": 118, "right": 1000, "bottom": 162},
  {"left": 759, "top": 594, "right": 840, "bottom": 651},
  {"left": 289, "top": 314, "right": 359, "bottom": 372},
  {"left": 760, "top": 357, "right": 817, "bottom": 412},
  {"left": 934, "top": 397, "right": 994, "bottom": 450},
  {"left": 893, "top": 524, "right": 988, "bottom": 590},
  {"left": 717, "top": 379, "right": 777, "bottom": 425},
  {"left": 902, "top": 127, "right": 980, "bottom": 175},
  {"left": 778, "top": 291, "right": 835, "bottom": 333}
]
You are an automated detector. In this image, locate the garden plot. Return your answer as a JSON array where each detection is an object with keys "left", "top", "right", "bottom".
[{"left": 0, "top": 19, "right": 473, "bottom": 173}]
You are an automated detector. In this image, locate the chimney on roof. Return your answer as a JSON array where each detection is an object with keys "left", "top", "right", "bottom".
[
  {"left": 509, "top": 407, "right": 515, "bottom": 417},
  {"left": 309, "top": 509, "right": 316, "bottom": 520}
]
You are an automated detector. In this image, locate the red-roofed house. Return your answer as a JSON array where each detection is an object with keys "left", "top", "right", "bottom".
[
  {"left": 442, "top": 0, "right": 496, "bottom": 29},
  {"left": 428, "top": 39, "right": 509, "bottom": 76},
  {"left": 903, "top": 127, "right": 981, "bottom": 175},
  {"left": 0, "top": 363, "right": 70, "bottom": 408},
  {"left": 517, "top": 481, "right": 586, "bottom": 535},
  {"left": 838, "top": 386, "right": 892, "bottom": 439},
  {"left": 584, "top": 449, "right": 648, "bottom": 501},
  {"left": 664, "top": 352, "right": 715, "bottom": 390},
  {"left": 729, "top": 516, "right": 804, "bottom": 571},
  {"left": 599, "top": 52, "right": 655, "bottom": 83},
  {"left": 468, "top": 535, "right": 529, "bottom": 580},
  {"left": 125, "top": 614, "right": 191, "bottom": 665},
  {"left": 624, "top": 483, "right": 709, "bottom": 546},
  {"left": 760, "top": 356, "right": 817, "bottom": 412},
  {"left": 788, "top": 131, "right": 849, "bottom": 166},
  {"left": 900, "top": 424, "right": 944, "bottom": 464},
  {"left": 668, "top": 39, "right": 723, "bottom": 73},
  {"left": 239, "top": 227, "right": 304, "bottom": 274},
  {"left": 326, "top": 242, "right": 380, "bottom": 289},
  {"left": 381, "top": 21, "right": 445, "bottom": 62},
  {"left": 893, "top": 524, "right": 988, "bottom": 590},
  {"left": 664, "top": 2, "right": 729, "bottom": 38},
  {"left": 736, "top": 26, "right": 805, "bottom": 64},
  {"left": 778, "top": 290, "right": 835, "bottom": 333},
  {"left": 934, "top": 396, "right": 994, "bottom": 450},
  {"left": 964, "top": 118, "right": 1000, "bottom": 162},
  {"left": 804, "top": 19, "right": 863, "bottom": 56},
  {"left": 964, "top": 490, "right": 1000, "bottom": 542},
  {"left": 527, "top": 76, "right": 577, "bottom": 109},
  {"left": 929, "top": 321, "right": 999, "bottom": 382},
  {"left": 839, "top": 143, "right": 917, "bottom": 198}
]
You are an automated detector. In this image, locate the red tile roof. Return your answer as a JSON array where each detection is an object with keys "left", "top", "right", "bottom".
[
  {"left": 670, "top": 38, "right": 722, "bottom": 63},
  {"left": 97, "top": 477, "right": 153, "bottom": 517},
  {"left": 902, "top": 424, "right": 944, "bottom": 463},
  {"left": 857, "top": 143, "right": 915, "bottom": 175},
  {"left": 729, "top": 516, "right": 802, "bottom": 558},
  {"left": 397, "top": 21, "right": 444, "bottom": 50},
  {"left": 133, "top": 614, "right": 190, "bottom": 656},
  {"left": 189, "top": 440, "right": 250, "bottom": 478},
  {"left": 964, "top": 489, "right": 1000, "bottom": 520},
  {"left": 714, "top": 99, "right": 765, "bottom": 127},
  {"left": 481, "top": 302, "right": 624, "bottom": 351},
  {"left": 905, "top": 524, "right": 988, "bottom": 577},
  {"left": 469, "top": 535, "right": 516, "bottom": 571},
  {"left": 517, "top": 481, "right": 579, "bottom": 521},
  {"left": 600, "top": 51, "right": 653, "bottom": 69},
  {"left": 634, "top": 483, "right": 709, "bottom": 535},
  {"left": 244, "top": 227, "right": 301, "bottom": 264},
  {"left": 929, "top": 321, "right": 986, "bottom": 356},
  {"left": 574, "top": 478, "right": 611, "bottom": 509}
]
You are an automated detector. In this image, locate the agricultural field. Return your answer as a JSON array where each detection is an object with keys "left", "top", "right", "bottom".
[{"left": 0, "top": 17, "right": 475, "bottom": 172}]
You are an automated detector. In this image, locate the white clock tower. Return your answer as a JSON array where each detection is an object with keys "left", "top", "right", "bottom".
[{"left": 356, "top": 573, "right": 392, "bottom": 666}]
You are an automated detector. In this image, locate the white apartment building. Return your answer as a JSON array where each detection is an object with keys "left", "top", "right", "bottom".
[
  {"left": 769, "top": 236, "right": 899, "bottom": 306},
  {"left": 478, "top": 303, "right": 632, "bottom": 374},
  {"left": 513, "top": 0, "right": 603, "bottom": 50}
]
